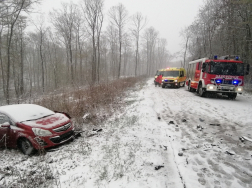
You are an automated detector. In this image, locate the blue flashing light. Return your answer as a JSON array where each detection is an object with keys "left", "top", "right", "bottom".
[
  {"left": 233, "top": 80, "right": 239, "bottom": 85},
  {"left": 214, "top": 55, "right": 218, "bottom": 60},
  {"left": 216, "top": 79, "right": 222, "bottom": 83},
  {"left": 235, "top": 56, "right": 239, "bottom": 60}
]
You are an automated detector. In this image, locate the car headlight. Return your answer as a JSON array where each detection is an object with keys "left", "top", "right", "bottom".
[
  {"left": 174, "top": 80, "right": 178, "bottom": 82},
  {"left": 32, "top": 128, "right": 52, "bottom": 136}
]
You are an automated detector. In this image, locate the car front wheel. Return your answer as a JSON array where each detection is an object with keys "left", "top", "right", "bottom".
[{"left": 19, "top": 138, "right": 35, "bottom": 155}]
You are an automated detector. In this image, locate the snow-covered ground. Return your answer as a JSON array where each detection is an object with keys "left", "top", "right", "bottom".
[{"left": 1, "top": 78, "right": 252, "bottom": 188}]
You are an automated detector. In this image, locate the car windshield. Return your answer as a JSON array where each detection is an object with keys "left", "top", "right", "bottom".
[
  {"left": 0, "top": 104, "right": 55, "bottom": 123},
  {"left": 210, "top": 62, "right": 244, "bottom": 76},
  {"left": 159, "top": 71, "right": 165, "bottom": 75},
  {"left": 162, "top": 71, "right": 179, "bottom": 77}
]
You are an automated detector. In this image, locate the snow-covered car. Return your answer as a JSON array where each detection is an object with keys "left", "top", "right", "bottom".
[{"left": 0, "top": 104, "right": 74, "bottom": 155}]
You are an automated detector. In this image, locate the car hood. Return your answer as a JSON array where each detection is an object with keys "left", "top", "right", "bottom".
[
  {"left": 163, "top": 77, "right": 178, "bottom": 80},
  {"left": 22, "top": 113, "right": 70, "bottom": 129}
]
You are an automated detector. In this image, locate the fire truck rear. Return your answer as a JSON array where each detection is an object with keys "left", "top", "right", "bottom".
[{"left": 186, "top": 55, "right": 250, "bottom": 99}]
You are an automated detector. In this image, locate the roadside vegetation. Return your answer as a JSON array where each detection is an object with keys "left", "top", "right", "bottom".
[{"left": 32, "top": 76, "right": 146, "bottom": 130}]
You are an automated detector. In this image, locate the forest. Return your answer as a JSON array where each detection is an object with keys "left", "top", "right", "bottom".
[
  {"left": 182, "top": 0, "right": 252, "bottom": 72},
  {"left": 0, "top": 0, "right": 252, "bottom": 105}
]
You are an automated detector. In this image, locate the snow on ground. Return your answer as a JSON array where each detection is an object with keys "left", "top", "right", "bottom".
[{"left": 1, "top": 78, "right": 252, "bottom": 188}]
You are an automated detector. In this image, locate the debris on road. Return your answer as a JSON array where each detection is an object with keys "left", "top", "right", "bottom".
[
  {"left": 199, "top": 118, "right": 205, "bottom": 122},
  {"left": 93, "top": 128, "right": 103, "bottom": 132},
  {"left": 74, "top": 130, "right": 85, "bottom": 137},
  {"left": 239, "top": 137, "right": 245, "bottom": 142},
  {"left": 226, "top": 150, "right": 236, "bottom": 155},
  {"left": 209, "top": 124, "right": 220, "bottom": 126},
  {"left": 155, "top": 165, "right": 164, "bottom": 170},
  {"left": 182, "top": 119, "right": 187, "bottom": 122},
  {"left": 169, "top": 121, "right": 174, "bottom": 124},
  {"left": 240, "top": 136, "right": 252, "bottom": 143},
  {"left": 87, "top": 133, "right": 97, "bottom": 137},
  {"left": 197, "top": 125, "right": 204, "bottom": 131},
  {"left": 178, "top": 152, "right": 183, "bottom": 156}
]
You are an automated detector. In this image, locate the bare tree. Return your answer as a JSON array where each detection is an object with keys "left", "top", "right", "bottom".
[
  {"left": 50, "top": 2, "right": 78, "bottom": 86},
  {"left": 157, "top": 38, "right": 169, "bottom": 68},
  {"left": 108, "top": 3, "right": 128, "bottom": 78},
  {"left": 82, "top": 0, "right": 104, "bottom": 84},
  {"left": 143, "top": 27, "right": 158, "bottom": 75},
  {"left": 106, "top": 24, "right": 118, "bottom": 79},
  {"left": 131, "top": 12, "right": 147, "bottom": 76},
  {"left": 31, "top": 16, "right": 48, "bottom": 93}
]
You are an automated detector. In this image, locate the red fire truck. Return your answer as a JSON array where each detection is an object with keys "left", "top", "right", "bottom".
[{"left": 186, "top": 55, "right": 250, "bottom": 99}]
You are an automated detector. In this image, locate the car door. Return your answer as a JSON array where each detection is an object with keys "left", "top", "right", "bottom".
[{"left": 0, "top": 113, "right": 10, "bottom": 147}]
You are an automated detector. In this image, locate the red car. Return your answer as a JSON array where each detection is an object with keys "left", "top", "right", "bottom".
[{"left": 0, "top": 104, "right": 74, "bottom": 155}]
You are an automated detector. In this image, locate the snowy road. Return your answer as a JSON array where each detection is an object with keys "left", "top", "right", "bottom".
[
  {"left": 1, "top": 78, "right": 252, "bottom": 188},
  {"left": 147, "top": 79, "right": 252, "bottom": 188}
]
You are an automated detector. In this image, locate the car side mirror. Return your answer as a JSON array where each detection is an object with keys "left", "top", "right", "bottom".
[
  {"left": 202, "top": 63, "right": 206, "bottom": 72},
  {"left": 1, "top": 122, "right": 10, "bottom": 128},
  {"left": 246, "top": 64, "right": 250, "bottom": 75}
]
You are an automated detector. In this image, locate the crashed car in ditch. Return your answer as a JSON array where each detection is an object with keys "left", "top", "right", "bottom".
[{"left": 0, "top": 104, "right": 74, "bottom": 155}]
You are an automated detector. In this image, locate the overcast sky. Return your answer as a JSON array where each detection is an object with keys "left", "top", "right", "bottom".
[{"left": 34, "top": 0, "right": 204, "bottom": 57}]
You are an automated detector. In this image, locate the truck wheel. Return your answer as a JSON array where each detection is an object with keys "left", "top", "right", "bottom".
[
  {"left": 19, "top": 138, "right": 35, "bottom": 155},
  {"left": 198, "top": 84, "right": 205, "bottom": 97},
  {"left": 177, "top": 82, "right": 180, "bottom": 88},
  {"left": 188, "top": 82, "right": 194, "bottom": 92}
]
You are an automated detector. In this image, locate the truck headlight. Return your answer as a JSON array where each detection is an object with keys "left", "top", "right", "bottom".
[
  {"left": 174, "top": 80, "right": 178, "bottom": 82},
  {"left": 237, "top": 88, "right": 242, "bottom": 92},
  {"left": 32, "top": 128, "right": 52, "bottom": 136}
]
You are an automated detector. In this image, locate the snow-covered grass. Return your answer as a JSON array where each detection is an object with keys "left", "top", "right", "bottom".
[
  {"left": 1, "top": 78, "right": 252, "bottom": 188},
  {"left": 31, "top": 77, "right": 145, "bottom": 129}
]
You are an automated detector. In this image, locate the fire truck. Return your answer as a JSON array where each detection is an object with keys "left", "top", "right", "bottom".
[{"left": 186, "top": 55, "right": 250, "bottom": 99}]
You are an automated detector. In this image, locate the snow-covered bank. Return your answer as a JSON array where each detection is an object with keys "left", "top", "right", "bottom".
[{"left": 1, "top": 78, "right": 252, "bottom": 188}]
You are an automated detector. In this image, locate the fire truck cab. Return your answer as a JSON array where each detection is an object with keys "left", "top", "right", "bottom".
[{"left": 186, "top": 55, "right": 250, "bottom": 99}]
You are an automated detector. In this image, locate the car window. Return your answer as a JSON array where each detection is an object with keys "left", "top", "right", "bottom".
[
  {"left": 0, "top": 113, "right": 10, "bottom": 125},
  {"left": 180, "top": 71, "right": 184, "bottom": 77}
]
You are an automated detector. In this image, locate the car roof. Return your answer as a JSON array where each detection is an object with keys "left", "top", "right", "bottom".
[
  {"left": 160, "top": 67, "right": 185, "bottom": 71},
  {"left": 0, "top": 104, "right": 55, "bottom": 123}
]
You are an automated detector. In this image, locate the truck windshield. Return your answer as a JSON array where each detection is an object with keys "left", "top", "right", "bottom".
[
  {"left": 163, "top": 71, "right": 179, "bottom": 77},
  {"left": 210, "top": 62, "right": 244, "bottom": 76}
]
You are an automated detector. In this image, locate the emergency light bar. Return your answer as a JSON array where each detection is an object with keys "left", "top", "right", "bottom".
[{"left": 213, "top": 55, "right": 240, "bottom": 60}]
